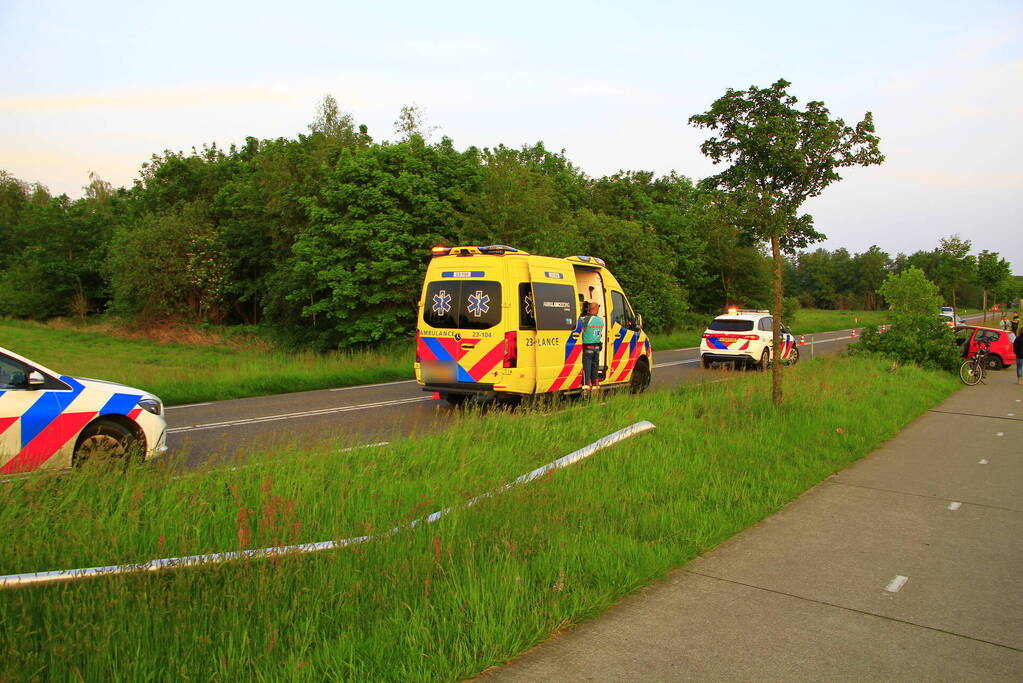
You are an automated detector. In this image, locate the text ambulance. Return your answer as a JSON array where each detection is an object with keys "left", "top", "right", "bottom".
[{"left": 415, "top": 246, "right": 652, "bottom": 404}]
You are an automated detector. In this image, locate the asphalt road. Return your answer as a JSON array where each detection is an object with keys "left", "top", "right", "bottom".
[{"left": 165, "top": 329, "right": 862, "bottom": 468}]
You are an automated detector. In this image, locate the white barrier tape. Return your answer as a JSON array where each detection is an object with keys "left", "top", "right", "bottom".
[{"left": 0, "top": 421, "right": 655, "bottom": 589}]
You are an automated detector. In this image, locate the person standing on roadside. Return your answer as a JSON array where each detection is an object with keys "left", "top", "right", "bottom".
[
  {"left": 1014, "top": 328, "right": 1023, "bottom": 384},
  {"left": 580, "top": 301, "right": 605, "bottom": 392},
  {"left": 1012, "top": 312, "right": 1020, "bottom": 335}
]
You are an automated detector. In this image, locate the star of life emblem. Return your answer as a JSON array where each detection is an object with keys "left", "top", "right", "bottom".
[
  {"left": 432, "top": 290, "right": 452, "bottom": 316},
  {"left": 466, "top": 290, "right": 490, "bottom": 317},
  {"left": 523, "top": 293, "right": 533, "bottom": 317}
]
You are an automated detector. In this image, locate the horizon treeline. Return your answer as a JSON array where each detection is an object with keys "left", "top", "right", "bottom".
[{"left": 0, "top": 99, "right": 1016, "bottom": 350}]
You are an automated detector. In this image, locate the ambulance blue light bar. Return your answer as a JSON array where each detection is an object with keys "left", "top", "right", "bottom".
[{"left": 478, "top": 245, "right": 520, "bottom": 255}]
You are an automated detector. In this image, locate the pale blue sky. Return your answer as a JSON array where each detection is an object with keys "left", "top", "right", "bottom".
[{"left": 2, "top": 0, "right": 1020, "bottom": 269}]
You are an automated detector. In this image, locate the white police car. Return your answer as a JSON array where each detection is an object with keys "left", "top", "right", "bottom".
[
  {"left": 700, "top": 309, "right": 798, "bottom": 369},
  {"left": 0, "top": 346, "right": 167, "bottom": 473}
]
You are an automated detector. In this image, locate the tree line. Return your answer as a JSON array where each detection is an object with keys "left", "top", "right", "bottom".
[{"left": 0, "top": 97, "right": 1017, "bottom": 350}]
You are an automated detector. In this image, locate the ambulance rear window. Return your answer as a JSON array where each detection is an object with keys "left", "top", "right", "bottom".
[
  {"left": 423, "top": 281, "right": 502, "bottom": 330},
  {"left": 532, "top": 283, "right": 576, "bottom": 331},
  {"left": 708, "top": 318, "right": 754, "bottom": 332}
]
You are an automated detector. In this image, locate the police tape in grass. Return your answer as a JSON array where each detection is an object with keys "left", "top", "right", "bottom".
[{"left": 0, "top": 421, "right": 656, "bottom": 590}]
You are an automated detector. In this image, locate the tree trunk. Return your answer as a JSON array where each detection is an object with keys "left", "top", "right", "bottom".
[
  {"left": 983, "top": 289, "right": 988, "bottom": 324},
  {"left": 771, "top": 234, "right": 783, "bottom": 406}
]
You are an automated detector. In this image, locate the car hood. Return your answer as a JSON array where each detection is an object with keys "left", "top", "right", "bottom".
[{"left": 72, "top": 376, "right": 159, "bottom": 400}]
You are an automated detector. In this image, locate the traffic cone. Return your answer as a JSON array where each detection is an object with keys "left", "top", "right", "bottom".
[
  {"left": 851, "top": 328, "right": 857, "bottom": 338},
  {"left": 799, "top": 334, "right": 806, "bottom": 346}
]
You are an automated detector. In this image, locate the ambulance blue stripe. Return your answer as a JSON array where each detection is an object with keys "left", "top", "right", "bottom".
[
  {"left": 613, "top": 327, "right": 628, "bottom": 354},
  {"left": 20, "top": 376, "right": 85, "bottom": 448},
  {"left": 422, "top": 338, "right": 455, "bottom": 363},
  {"left": 99, "top": 393, "right": 141, "bottom": 416},
  {"left": 628, "top": 331, "right": 638, "bottom": 355},
  {"left": 456, "top": 365, "right": 475, "bottom": 382}
]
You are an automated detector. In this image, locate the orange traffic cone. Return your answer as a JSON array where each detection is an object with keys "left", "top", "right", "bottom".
[
  {"left": 799, "top": 334, "right": 806, "bottom": 346},
  {"left": 851, "top": 328, "right": 857, "bottom": 338}
]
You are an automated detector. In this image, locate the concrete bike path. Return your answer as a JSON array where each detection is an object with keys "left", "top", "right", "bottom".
[{"left": 487, "top": 369, "right": 1023, "bottom": 681}]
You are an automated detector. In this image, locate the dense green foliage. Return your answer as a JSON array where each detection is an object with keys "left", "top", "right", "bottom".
[
  {"left": 851, "top": 267, "right": 960, "bottom": 371},
  {"left": 0, "top": 97, "right": 1017, "bottom": 352},
  {"left": 0, "top": 356, "right": 958, "bottom": 679}
]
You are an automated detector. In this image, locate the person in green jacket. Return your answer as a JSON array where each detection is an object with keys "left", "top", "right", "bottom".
[{"left": 580, "top": 301, "right": 605, "bottom": 390}]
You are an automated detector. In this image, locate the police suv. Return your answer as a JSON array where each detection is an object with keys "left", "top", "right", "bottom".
[{"left": 699, "top": 309, "right": 798, "bottom": 370}]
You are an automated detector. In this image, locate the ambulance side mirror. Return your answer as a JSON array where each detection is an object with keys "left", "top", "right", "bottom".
[{"left": 636, "top": 314, "right": 643, "bottom": 330}]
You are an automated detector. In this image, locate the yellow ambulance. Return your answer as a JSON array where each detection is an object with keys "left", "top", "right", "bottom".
[{"left": 415, "top": 245, "right": 652, "bottom": 404}]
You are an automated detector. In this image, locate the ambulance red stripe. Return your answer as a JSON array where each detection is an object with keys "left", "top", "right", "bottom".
[
  {"left": 467, "top": 342, "right": 505, "bottom": 381},
  {"left": 547, "top": 345, "right": 582, "bottom": 392}
]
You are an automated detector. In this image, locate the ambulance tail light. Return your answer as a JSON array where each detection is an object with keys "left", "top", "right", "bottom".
[
  {"left": 415, "top": 331, "right": 423, "bottom": 362},
  {"left": 503, "top": 331, "right": 518, "bottom": 368},
  {"left": 431, "top": 245, "right": 451, "bottom": 257}
]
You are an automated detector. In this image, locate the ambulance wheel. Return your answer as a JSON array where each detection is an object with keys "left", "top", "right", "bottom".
[
  {"left": 787, "top": 346, "right": 799, "bottom": 365},
  {"left": 630, "top": 358, "right": 651, "bottom": 394},
  {"left": 441, "top": 392, "right": 469, "bottom": 407},
  {"left": 73, "top": 420, "right": 139, "bottom": 468},
  {"left": 756, "top": 349, "right": 770, "bottom": 371}
]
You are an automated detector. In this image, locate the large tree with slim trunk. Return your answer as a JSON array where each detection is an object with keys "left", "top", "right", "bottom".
[{"left": 689, "top": 79, "right": 884, "bottom": 405}]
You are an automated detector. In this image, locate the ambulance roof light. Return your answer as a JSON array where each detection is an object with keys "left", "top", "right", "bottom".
[
  {"left": 431, "top": 245, "right": 452, "bottom": 257},
  {"left": 478, "top": 245, "right": 521, "bottom": 255}
]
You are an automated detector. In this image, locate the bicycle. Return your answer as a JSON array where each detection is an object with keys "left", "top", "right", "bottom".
[{"left": 959, "top": 340, "right": 991, "bottom": 385}]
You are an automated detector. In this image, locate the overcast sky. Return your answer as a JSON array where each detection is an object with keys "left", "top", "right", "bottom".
[{"left": 2, "top": 0, "right": 1020, "bottom": 270}]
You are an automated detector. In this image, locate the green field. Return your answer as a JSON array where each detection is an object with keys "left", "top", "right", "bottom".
[
  {"left": 0, "top": 356, "right": 959, "bottom": 680},
  {"left": 2, "top": 311, "right": 907, "bottom": 406}
]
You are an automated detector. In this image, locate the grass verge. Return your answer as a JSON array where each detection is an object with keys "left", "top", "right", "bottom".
[
  {"left": 0, "top": 319, "right": 411, "bottom": 406},
  {"left": 0, "top": 355, "right": 958, "bottom": 680}
]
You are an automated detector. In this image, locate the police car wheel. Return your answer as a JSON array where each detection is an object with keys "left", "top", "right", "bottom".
[
  {"left": 701, "top": 357, "right": 712, "bottom": 369},
  {"left": 788, "top": 346, "right": 799, "bottom": 365},
  {"left": 73, "top": 421, "right": 138, "bottom": 467},
  {"left": 757, "top": 349, "right": 770, "bottom": 371}
]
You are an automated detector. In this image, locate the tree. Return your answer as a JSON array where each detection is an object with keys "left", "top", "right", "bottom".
[
  {"left": 308, "top": 94, "right": 357, "bottom": 143},
  {"left": 852, "top": 267, "right": 959, "bottom": 371},
  {"left": 689, "top": 78, "right": 883, "bottom": 404},
  {"left": 975, "top": 250, "right": 1011, "bottom": 324},
  {"left": 393, "top": 103, "right": 438, "bottom": 142},
  {"left": 935, "top": 235, "right": 975, "bottom": 312}
]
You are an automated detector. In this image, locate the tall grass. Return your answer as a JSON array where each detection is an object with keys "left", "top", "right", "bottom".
[
  {"left": 0, "top": 319, "right": 411, "bottom": 405},
  {"left": 0, "top": 356, "right": 958, "bottom": 680}
]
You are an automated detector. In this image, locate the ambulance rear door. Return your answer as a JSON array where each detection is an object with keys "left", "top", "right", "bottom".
[{"left": 527, "top": 263, "right": 582, "bottom": 393}]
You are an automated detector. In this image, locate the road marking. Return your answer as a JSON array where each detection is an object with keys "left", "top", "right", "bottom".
[
  {"left": 979, "top": 459, "right": 989, "bottom": 465},
  {"left": 1008, "top": 413, "right": 1015, "bottom": 417},
  {"left": 166, "top": 402, "right": 211, "bottom": 410},
  {"left": 653, "top": 359, "right": 699, "bottom": 368},
  {"left": 330, "top": 379, "right": 417, "bottom": 392},
  {"left": 948, "top": 501, "right": 962, "bottom": 511},
  {"left": 168, "top": 397, "right": 433, "bottom": 434},
  {"left": 885, "top": 575, "right": 909, "bottom": 593},
  {"left": 996, "top": 432, "right": 1004, "bottom": 437}
]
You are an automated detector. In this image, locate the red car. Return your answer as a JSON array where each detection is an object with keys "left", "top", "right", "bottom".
[{"left": 953, "top": 325, "right": 1017, "bottom": 369}]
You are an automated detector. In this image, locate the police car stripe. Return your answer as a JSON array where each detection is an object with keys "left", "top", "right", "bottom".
[
  {"left": 1, "top": 411, "right": 97, "bottom": 474},
  {"left": 99, "top": 393, "right": 142, "bottom": 416},
  {"left": 19, "top": 377, "right": 86, "bottom": 448},
  {"left": 0, "top": 416, "right": 16, "bottom": 436}
]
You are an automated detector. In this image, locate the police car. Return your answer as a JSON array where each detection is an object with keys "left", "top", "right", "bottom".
[
  {"left": 0, "top": 346, "right": 167, "bottom": 473},
  {"left": 699, "top": 309, "right": 798, "bottom": 369}
]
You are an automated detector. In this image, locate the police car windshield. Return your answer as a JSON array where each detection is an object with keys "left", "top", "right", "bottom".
[{"left": 708, "top": 319, "right": 754, "bottom": 332}]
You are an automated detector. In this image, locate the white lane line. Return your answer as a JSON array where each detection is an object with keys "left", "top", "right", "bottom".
[
  {"left": 168, "top": 397, "right": 433, "bottom": 434},
  {"left": 1008, "top": 413, "right": 1016, "bottom": 417},
  {"left": 979, "top": 459, "right": 989, "bottom": 465},
  {"left": 330, "top": 379, "right": 417, "bottom": 392},
  {"left": 996, "top": 432, "right": 1004, "bottom": 437},
  {"left": 166, "top": 402, "right": 211, "bottom": 410},
  {"left": 948, "top": 501, "right": 962, "bottom": 511},
  {"left": 885, "top": 575, "right": 909, "bottom": 593},
  {"left": 653, "top": 359, "right": 700, "bottom": 368}
]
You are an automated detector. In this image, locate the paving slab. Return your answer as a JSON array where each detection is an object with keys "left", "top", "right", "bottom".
[{"left": 486, "top": 371, "right": 1023, "bottom": 681}]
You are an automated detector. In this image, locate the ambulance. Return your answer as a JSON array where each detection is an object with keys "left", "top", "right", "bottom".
[{"left": 415, "top": 245, "right": 652, "bottom": 404}]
